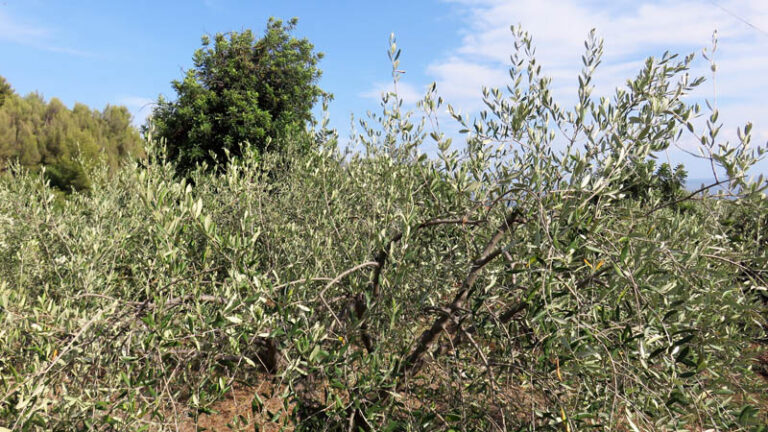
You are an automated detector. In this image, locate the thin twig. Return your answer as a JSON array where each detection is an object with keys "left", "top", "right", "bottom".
[
  {"left": 2, "top": 306, "right": 110, "bottom": 406},
  {"left": 319, "top": 261, "right": 380, "bottom": 330}
]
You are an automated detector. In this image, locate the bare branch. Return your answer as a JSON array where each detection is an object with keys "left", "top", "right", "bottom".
[{"left": 403, "top": 210, "right": 523, "bottom": 375}]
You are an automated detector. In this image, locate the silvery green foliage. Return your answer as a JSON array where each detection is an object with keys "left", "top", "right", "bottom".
[{"left": 0, "top": 28, "right": 766, "bottom": 431}]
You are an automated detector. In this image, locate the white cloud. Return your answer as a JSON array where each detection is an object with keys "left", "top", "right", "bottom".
[
  {"left": 438, "top": 0, "right": 768, "bottom": 96},
  {"left": 0, "top": 9, "right": 94, "bottom": 57},
  {"left": 202, "top": 0, "right": 222, "bottom": 8},
  {"left": 429, "top": 0, "right": 768, "bottom": 176},
  {"left": 360, "top": 80, "right": 425, "bottom": 105},
  {"left": 0, "top": 10, "right": 49, "bottom": 42},
  {"left": 116, "top": 96, "right": 155, "bottom": 126},
  {"left": 427, "top": 58, "right": 508, "bottom": 105}
]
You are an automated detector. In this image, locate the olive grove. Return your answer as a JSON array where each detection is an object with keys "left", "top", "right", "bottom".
[{"left": 0, "top": 28, "right": 767, "bottom": 431}]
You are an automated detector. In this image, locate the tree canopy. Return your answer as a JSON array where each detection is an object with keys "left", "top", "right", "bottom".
[
  {"left": 149, "top": 17, "right": 326, "bottom": 173},
  {"left": 0, "top": 76, "right": 12, "bottom": 107},
  {"left": 0, "top": 76, "right": 143, "bottom": 191}
]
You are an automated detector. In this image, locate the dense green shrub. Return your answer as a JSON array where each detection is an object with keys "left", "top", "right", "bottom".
[
  {"left": 43, "top": 158, "right": 92, "bottom": 193},
  {"left": 617, "top": 159, "right": 688, "bottom": 204},
  {"left": 0, "top": 29, "right": 766, "bottom": 431},
  {"left": 149, "top": 17, "right": 326, "bottom": 174}
]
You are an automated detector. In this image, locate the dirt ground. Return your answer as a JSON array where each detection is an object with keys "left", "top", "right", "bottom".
[{"left": 175, "top": 379, "right": 293, "bottom": 432}]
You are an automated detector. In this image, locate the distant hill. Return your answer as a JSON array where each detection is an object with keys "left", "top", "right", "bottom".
[{"left": 0, "top": 75, "right": 143, "bottom": 191}]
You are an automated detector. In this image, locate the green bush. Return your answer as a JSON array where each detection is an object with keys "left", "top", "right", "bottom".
[
  {"left": 149, "top": 17, "right": 326, "bottom": 175},
  {"left": 42, "top": 158, "right": 92, "bottom": 193},
  {"left": 0, "top": 29, "right": 766, "bottom": 431}
]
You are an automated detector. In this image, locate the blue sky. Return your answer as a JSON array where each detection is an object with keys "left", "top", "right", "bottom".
[{"left": 1, "top": 0, "right": 767, "bottom": 179}]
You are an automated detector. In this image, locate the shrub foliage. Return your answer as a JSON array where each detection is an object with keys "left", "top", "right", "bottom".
[{"left": 149, "top": 18, "right": 326, "bottom": 174}]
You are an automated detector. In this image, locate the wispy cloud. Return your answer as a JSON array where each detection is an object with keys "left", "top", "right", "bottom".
[
  {"left": 0, "top": 10, "right": 49, "bottom": 41},
  {"left": 427, "top": 0, "right": 768, "bottom": 175},
  {"left": 0, "top": 9, "right": 95, "bottom": 57},
  {"left": 202, "top": 0, "right": 223, "bottom": 9},
  {"left": 436, "top": 0, "right": 768, "bottom": 106},
  {"left": 116, "top": 96, "right": 155, "bottom": 126},
  {"left": 426, "top": 58, "right": 508, "bottom": 103},
  {"left": 360, "top": 80, "right": 425, "bottom": 105}
]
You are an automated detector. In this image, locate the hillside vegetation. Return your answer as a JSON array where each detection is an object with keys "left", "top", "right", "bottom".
[
  {"left": 0, "top": 75, "right": 142, "bottom": 192},
  {"left": 0, "top": 27, "right": 767, "bottom": 431}
]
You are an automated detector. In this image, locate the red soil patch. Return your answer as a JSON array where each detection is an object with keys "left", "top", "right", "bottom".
[{"left": 174, "top": 379, "right": 294, "bottom": 432}]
